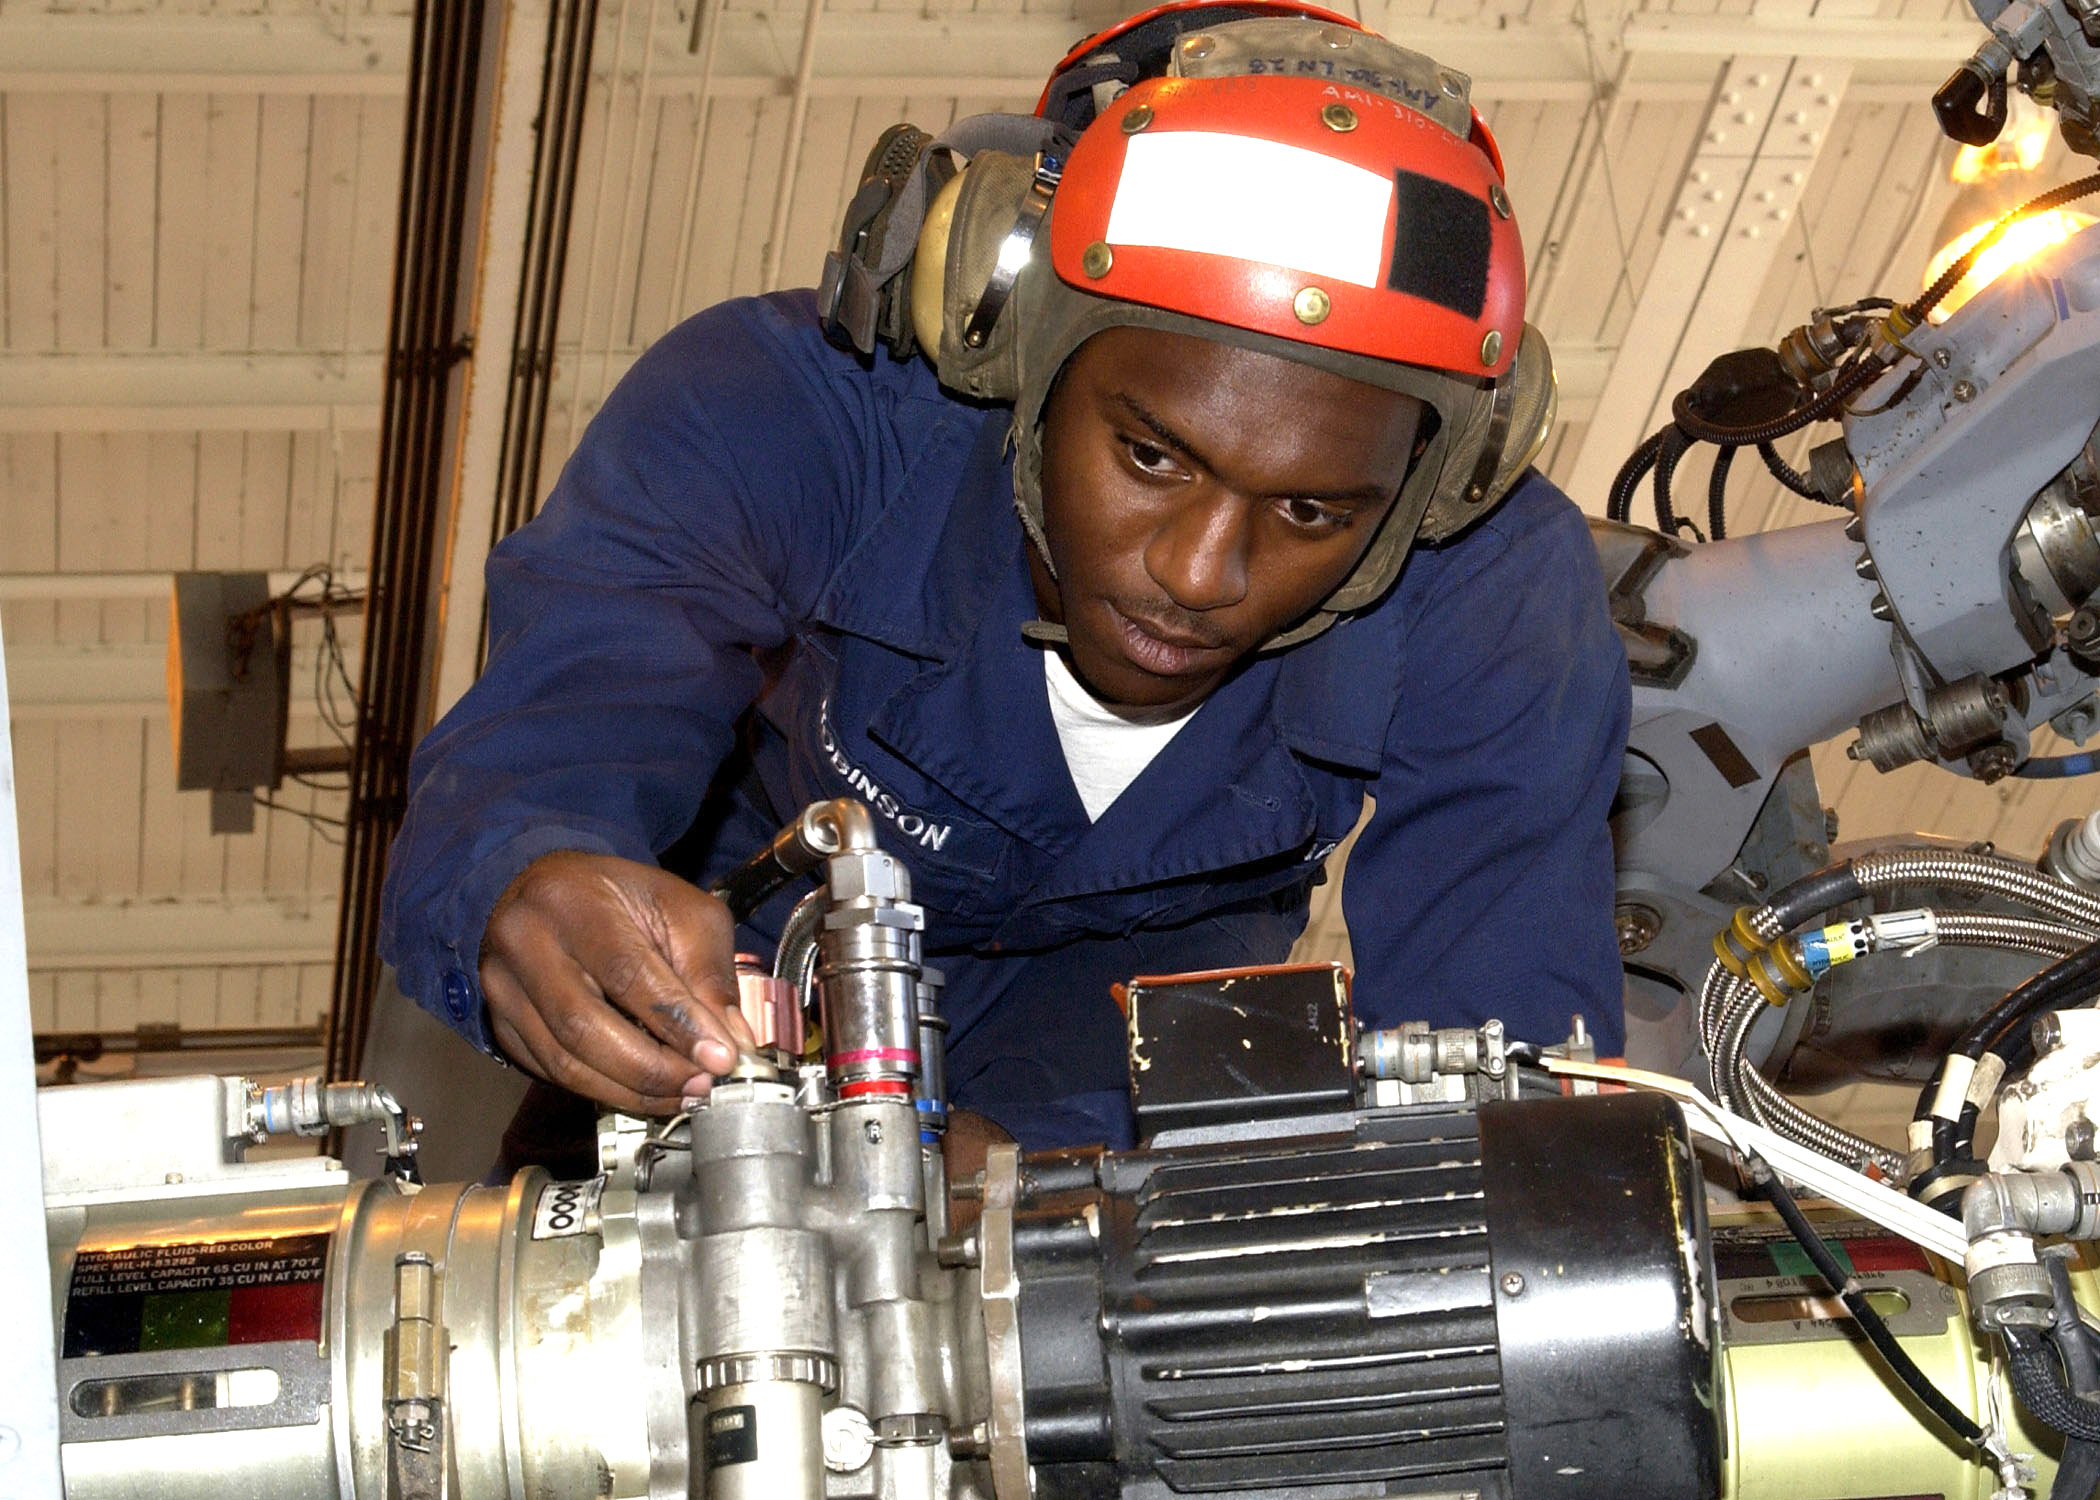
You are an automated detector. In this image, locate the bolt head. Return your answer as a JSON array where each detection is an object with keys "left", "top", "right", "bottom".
[
  {"left": 1081, "top": 242, "right": 1113, "bottom": 279},
  {"left": 1293, "top": 286, "right": 1331, "bottom": 325},
  {"left": 1320, "top": 102, "right": 1358, "bottom": 132},
  {"left": 2068, "top": 1117, "right": 2098, "bottom": 1161},
  {"left": 1953, "top": 379, "right": 1977, "bottom": 403},
  {"left": 1970, "top": 743, "right": 2016, "bottom": 783},
  {"left": 1120, "top": 103, "right": 1153, "bottom": 134},
  {"left": 1489, "top": 182, "right": 1512, "bottom": 219},
  {"left": 1614, "top": 903, "right": 1662, "bottom": 956},
  {"left": 1183, "top": 34, "right": 1212, "bottom": 58},
  {"left": 1500, "top": 1271, "right": 1527, "bottom": 1297},
  {"left": 1480, "top": 328, "right": 1503, "bottom": 366}
]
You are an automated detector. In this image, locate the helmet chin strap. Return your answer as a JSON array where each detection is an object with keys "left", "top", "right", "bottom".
[
  {"left": 1010, "top": 416, "right": 1070, "bottom": 645},
  {"left": 1020, "top": 619, "right": 1071, "bottom": 646}
]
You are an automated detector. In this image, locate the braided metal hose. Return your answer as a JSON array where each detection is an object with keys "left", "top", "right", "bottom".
[
  {"left": 1744, "top": 850, "right": 2100, "bottom": 944},
  {"left": 1932, "top": 912, "right": 2093, "bottom": 958},
  {"left": 1699, "top": 909, "right": 2098, "bottom": 1181},
  {"left": 1704, "top": 981, "right": 1907, "bottom": 1175}
]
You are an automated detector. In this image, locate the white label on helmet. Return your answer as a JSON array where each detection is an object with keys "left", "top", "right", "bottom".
[{"left": 1104, "top": 131, "right": 1394, "bottom": 288}]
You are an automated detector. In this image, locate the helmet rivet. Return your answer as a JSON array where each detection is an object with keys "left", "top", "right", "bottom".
[
  {"left": 1325, "top": 28, "right": 1354, "bottom": 47},
  {"left": 1121, "top": 103, "right": 1153, "bottom": 134},
  {"left": 1489, "top": 182, "right": 1512, "bottom": 219},
  {"left": 1184, "top": 35, "right": 1213, "bottom": 59},
  {"left": 1082, "top": 242, "right": 1115, "bottom": 279},
  {"left": 1293, "top": 286, "right": 1331, "bottom": 325},
  {"left": 1439, "top": 71, "right": 1462, "bottom": 97},
  {"left": 1320, "top": 103, "right": 1357, "bottom": 133},
  {"left": 1480, "top": 329, "right": 1504, "bottom": 365}
]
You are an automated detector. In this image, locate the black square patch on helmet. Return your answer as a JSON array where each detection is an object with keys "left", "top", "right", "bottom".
[{"left": 1386, "top": 169, "right": 1491, "bottom": 319}]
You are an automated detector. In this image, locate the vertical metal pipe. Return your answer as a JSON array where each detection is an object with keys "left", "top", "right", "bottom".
[
  {"left": 328, "top": 0, "right": 492, "bottom": 1085},
  {"left": 511, "top": 0, "right": 602, "bottom": 531},
  {"left": 760, "top": 0, "right": 826, "bottom": 293},
  {"left": 431, "top": 0, "right": 556, "bottom": 720}
]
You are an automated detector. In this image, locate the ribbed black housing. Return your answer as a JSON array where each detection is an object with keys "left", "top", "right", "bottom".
[{"left": 1011, "top": 1095, "right": 1717, "bottom": 1500}]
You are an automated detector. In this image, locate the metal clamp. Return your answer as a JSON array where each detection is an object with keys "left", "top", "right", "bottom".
[
  {"left": 385, "top": 1251, "right": 448, "bottom": 1500},
  {"left": 960, "top": 153, "right": 1061, "bottom": 352}
]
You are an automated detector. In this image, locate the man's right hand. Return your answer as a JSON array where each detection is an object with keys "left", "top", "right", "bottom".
[{"left": 479, "top": 851, "right": 757, "bottom": 1115}]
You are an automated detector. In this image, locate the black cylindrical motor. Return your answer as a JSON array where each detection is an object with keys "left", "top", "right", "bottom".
[{"left": 1006, "top": 1093, "right": 1719, "bottom": 1500}]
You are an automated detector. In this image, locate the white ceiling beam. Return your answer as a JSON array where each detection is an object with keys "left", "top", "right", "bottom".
[
  {"left": 0, "top": 15, "right": 408, "bottom": 94},
  {"left": 0, "top": 571, "right": 369, "bottom": 604},
  {"left": 0, "top": 352, "right": 383, "bottom": 433},
  {"left": 0, "top": 13, "right": 411, "bottom": 94},
  {"left": 24, "top": 895, "right": 339, "bottom": 971},
  {"left": 0, "top": 10, "right": 1980, "bottom": 98},
  {"left": 4, "top": 641, "right": 360, "bottom": 722},
  {"left": 1620, "top": 13, "right": 1979, "bottom": 73}
]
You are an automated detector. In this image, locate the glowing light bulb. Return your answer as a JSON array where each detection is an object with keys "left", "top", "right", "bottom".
[
  {"left": 1921, "top": 206, "right": 2097, "bottom": 321},
  {"left": 1951, "top": 92, "right": 2053, "bottom": 183}
]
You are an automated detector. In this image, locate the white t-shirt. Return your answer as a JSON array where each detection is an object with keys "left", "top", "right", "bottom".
[{"left": 1042, "top": 649, "right": 1200, "bottom": 821}]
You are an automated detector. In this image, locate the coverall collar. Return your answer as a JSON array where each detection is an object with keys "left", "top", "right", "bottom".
[{"left": 811, "top": 414, "right": 1401, "bottom": 837}]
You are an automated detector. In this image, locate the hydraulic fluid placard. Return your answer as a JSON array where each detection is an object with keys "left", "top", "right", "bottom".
[{"left": 63, "top": 1233, "right": 330, "bottom": 1358}]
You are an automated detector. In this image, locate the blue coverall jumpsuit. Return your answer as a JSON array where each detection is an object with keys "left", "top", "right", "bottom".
[{"left": 379, "top": 291, "right": 1632, "bottom": 1149}]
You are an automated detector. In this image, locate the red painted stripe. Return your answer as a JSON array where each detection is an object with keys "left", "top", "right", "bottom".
[
  {"left": 839, "top": 1080, "right": 912, "bottom": 1098},
  {"left": 229, "top": 1280, "right": 325, "bottom": 1345},
  {"left": 827, "top": 1048, "right": 919, "bottom": 1065},
  {"left": 1842, "top": 1235, "right": 1932, "bottom": 1273}
]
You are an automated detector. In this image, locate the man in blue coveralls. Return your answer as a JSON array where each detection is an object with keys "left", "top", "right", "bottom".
[{"left": 377, "top": 4, "right": 1630, "bottom": 1159}]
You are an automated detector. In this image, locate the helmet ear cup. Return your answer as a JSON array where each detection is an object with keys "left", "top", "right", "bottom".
[
  {"left": 908, "top": 172, "right": 965, "bottom": 359},
  {"left": 1416, "top": 324, "right": 1555, "bottom": 542},
  {"left": 925, "top": 150, "right": 1045, "bottom": 402}
]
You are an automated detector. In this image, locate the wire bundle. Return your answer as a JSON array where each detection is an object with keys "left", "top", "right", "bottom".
[{"left": 1610, "top": 171, "right": 2100, "bottom": 544}]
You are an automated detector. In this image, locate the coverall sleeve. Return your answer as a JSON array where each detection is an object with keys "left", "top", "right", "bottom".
[
  {"left": 1341, "top": 476, "right": 1631, "bottom": 1055},
  {"left": 379, "top": 295, "right": 873, "bottom": 1049}
]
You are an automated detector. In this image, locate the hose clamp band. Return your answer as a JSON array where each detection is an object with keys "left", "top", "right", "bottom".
[{"left": 698, "top": 1352, "right": 839, "bottom": 1394}]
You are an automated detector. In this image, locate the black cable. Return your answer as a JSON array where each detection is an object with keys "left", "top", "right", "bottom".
[
  {"left": 1671, "top": 355, "right": 1881, "bottom": 448},
  {"left": 1757, "top": 441, "right": 1825, "bottom": 501},
  {"left": 1953, "top": 938, "right": 2100, "bottom": 1064},
  {"left": 1761, "top": 860, "right": 1865, "bottom": 932},
  {"left": 2048, "top": 1254, "right": 2100, "bottom": 1398},
  {"left": 1924, "top": 938, "right": 2100, "bottom": 1169},
  {"left": 1707, "top": 444, "right": 1736, "bottom": 542},
  {"left": 2006, "top": 1327, "right": 2100, "bottom": 1443},
  {"left": 1608, "top": 429, "right": 1666, "bottom": 524},
  {"left": 1652, "top": 427, "right": 1691, "bottom": 536},
  {"left": 2050, "top": 1438, "right": 2100, "bottom": 1500},
  {"left": 1747, "top": 1152, "right": 1987, "bottom": 1448}
]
